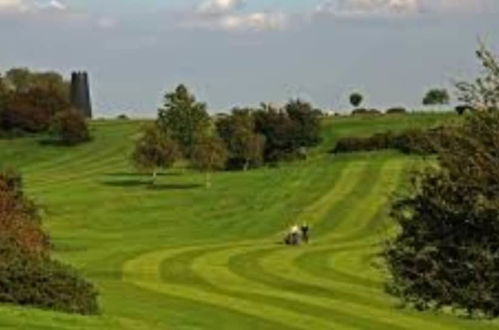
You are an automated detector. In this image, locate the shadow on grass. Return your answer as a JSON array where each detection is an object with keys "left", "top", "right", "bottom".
[
  {"left": 101, "top": 179, "right": 202, "bottom": 190},
  {"left": 104, "top": 172, "right": 182, "bottom": 177}
]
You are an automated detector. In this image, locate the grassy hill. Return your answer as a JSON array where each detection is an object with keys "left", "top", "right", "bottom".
[{"left": 1, "top": 112, "right": 498, "bottom": 329}]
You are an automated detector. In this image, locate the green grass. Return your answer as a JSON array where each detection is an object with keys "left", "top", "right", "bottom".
[{"left": 1, "top": 112, "right": 498, "bottom": 329}]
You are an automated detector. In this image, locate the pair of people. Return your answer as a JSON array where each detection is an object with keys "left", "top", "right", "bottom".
[{"left": 285, "top": 223, "right": 310, "bottom": 245}]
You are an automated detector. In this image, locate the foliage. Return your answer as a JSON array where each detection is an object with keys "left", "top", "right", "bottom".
[
  {"left": 216, "top": 108, "right": 265, "bottom": 170},
  {"left": 349, "top": 93, "right": 363, "bottom": 107},
  {"left": 190, "top": 135, "right": 228, "bottom": 187},
  {"left": 352, "top": 108, "right": 381, "bottom": 116},
  {"left": 50, "top": 110, "right": 91, "bottom": 146},
  {"left": 455, "top": 105, "right": 474, "bottom": 116},
  {"left": 131, "top": 123, "right": 179, "bottom": 184},
  {"left": 386, "top": 110, "right": 499, "bottom": 318},
  {"left": 254, "top": 100, "right": 322, "bottom": 162},
  {"left": 423, "top": 88, "right": 450, "bottom": 106},
  {"left": 456, "top": 43, "right": 499, "bottom": 111},
  {"left": 1, "top": 87, "right": 70, "bottom": 133},
  {"left": 0, "top": 168, "right": 99, "bottom": 314},
  {"left": 386, "top": 107, "right": 408, "bottom": 115},
  {"left": 3, "top": 68, "right": 69, "bottom": 97},
  {"left": 0, "top": 244, "right": 99, "bottom": 315},
  {"left": 158, "top": 85, "right": 211, "bottom": 156},
  {"left": 332, "top": 127, "right": 446, "bottom": 155}
]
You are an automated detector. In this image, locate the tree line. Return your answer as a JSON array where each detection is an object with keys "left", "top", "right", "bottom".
[
  {"left": 132, "top": 85, "right": 322, "bottom": 187},
  {"left": 0, "top": 68, "right": 90, "bottom": 145}
]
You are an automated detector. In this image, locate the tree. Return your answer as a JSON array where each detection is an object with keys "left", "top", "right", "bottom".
[
  {"left": 4, "top": 68, "right": 69, "bottom": 97},
  {"left": 216, "top": 109, "right": 266, "bottom": 170},
  {"left": 131, "top": 124, "right": 179, "bottom": 185},
  {"left": 158, "top": 85, "right": 211, "bottom": 156},
  {"left": 456, "top": 42, "right": 499, "bottom": 111},
  {"left": 1, "top": 87, "right": 70, "bottom": 133},
  {"left": 386, "top": 44, "right": 499, "bottom": 317},
  {"left": 50, "top": 110, "right": 91, "bottom": 145},
  {"left": 285, "top": 99, "right": 322, "bottom": 147},
  {"left": 349, "top": 92, "right": 363, "bottom": 108},
  {"left": 422, "top": 88, "right": 450, "bottom": 106},
  {"left": 190, "top": 136, "right": 228, "bottom": 188}
]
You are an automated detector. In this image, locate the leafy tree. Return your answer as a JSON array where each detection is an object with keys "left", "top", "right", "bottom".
[
  {"left": 132, "top": 124, "right": 179, "bottom": 185},
  {"left": 285, "top": 99, "right": 322, "bottom": 147},
  {"left": 4, "top": 68, "right": 69, "bottom": 97},
  {"left": 158, "top": 84, "right": 211, "bottom": 156},
  {"left": 349, "top": 92, "right": 363, "bottom": 108},
  {"left": 216, "top": 109, "right": 266, "bottom": 170},
  {"left": 190, "top": 136, "right": 228, "bottom": 188},
  {"left": 423, "top": 88, "right": 450, "bottom": 106},
  {"left": 386, "top": 44, "right": 499, "bottom": 317},
  {"left": 50, "top": 110, "right": 91, "bottom": 145},
  {"left": 1, "top": 87, "right": 70, "bottom": 133},
  {"left": 5, "top": 68, "right": 32, "bottom": 92},
  {"left": 456, "top": 42, "right": 499, "bottom": 111}
]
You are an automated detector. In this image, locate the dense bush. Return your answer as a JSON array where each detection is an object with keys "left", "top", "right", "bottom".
[
  {"left": 386, "top": 107, "right": 407, "bottom": 115},
  {"left": 0, "top": 244, "right": 99, "bottom": 315},
  {"left": 216, "top": 109, "right": 265, "bottom": 170},
  {"left": 1, "top": 88, "right": 70, "bottom": 133},
  {"left": 385, "top": 111, "right": 499, "bottom": 317},
  {"left": 254, "top": 100, "right": 322, "bottom": 162},
  {"left": 352, "top": 108, "right": 382, "bottom": 116},
  {"left": 455, "top": 105, "right": 474, "bottom": 115},
  {"left": 49, "top": 110, "right": 91, "bottom": 145},
  {"left": 332, "top": 127, "right": 446, "bottom": 155},
  {"left": 0, "top": 168, "right": 99, "bottom": 314}
]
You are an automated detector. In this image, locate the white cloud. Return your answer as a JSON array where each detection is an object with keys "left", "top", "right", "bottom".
[
  {"left": 315, "top": 0, "right": 496, "bottom": 17},
  {"left": 197, "top": 0, "right": 243, "bottom": 15},
  {"left": 187, "top": 0, "right": 287, "bottom": 31},
  {"left": 97, "top": 16, "right": 117, "bottom": 29}
]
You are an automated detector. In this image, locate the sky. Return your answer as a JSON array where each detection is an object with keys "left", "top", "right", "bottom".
[{"left": 0, "top": 0, "right": 498, "bottom": 117}]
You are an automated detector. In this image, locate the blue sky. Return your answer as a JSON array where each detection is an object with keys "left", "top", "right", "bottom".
[{"left": 0, "top": 0, "right": 498, "bottom": 117}]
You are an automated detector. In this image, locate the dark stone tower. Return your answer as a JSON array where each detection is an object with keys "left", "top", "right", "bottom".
[{"left": 70, "top": 71, "right": 92, "bottom": 118}]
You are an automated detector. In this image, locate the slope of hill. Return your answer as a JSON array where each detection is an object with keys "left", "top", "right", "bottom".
[{"left": 1, "top": 112, "right": 498, "bottom": 330}]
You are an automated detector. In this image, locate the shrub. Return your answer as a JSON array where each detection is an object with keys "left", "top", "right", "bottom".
[
  {"left": 50, "top": 110, "right": 91, "bottom": 145},
  {"left": 352, "top": 108, "right": 381, "bottom": 116},
  {"left": 386, "top": 107, "right": 407, "bottom": 115},
  {"left": 0, "top": 244, "right": 99, "bottom": 315},
  {"left": 385, "top": 111, "right": 499, "bottom": 317},
  {"left": 0, "top": 168, "right": 99, "bottom": 315},
  {"left": 455, "top": 105, "right": 474, "bottom": 115},
  {"left": 331, "top": 128, "right": 445, "bottom": 155},
  {"left": 1, "top": 88, "right": 70, "bottom": 133}
]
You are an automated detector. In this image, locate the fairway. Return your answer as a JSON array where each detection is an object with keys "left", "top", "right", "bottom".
[{"left": 1, "top": 113, "right": 498, "bottom": 329}]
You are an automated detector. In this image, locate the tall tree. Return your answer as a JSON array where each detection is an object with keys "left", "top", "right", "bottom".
[
  {"left": 386, "top": 44, "right": 499, "bottom": 317},
  {"left": 158, "top": 84, "right": 211, "bottom": 156},
  {"left": 285, "top": 99, "right": 322, "bottom": 147},
  {"left": 132, "top": 124, "right": 179, "bottom": 185},
  {"left": 216, "top": 109, "right": 266, "bottom": 170},
  {"left": 349, "top": 92, "right": 363, "bottom": 108},
  {"left": 456, "top": 42, "right": 499, "bottom": 111},
  {"left": 422, "top": 88, "right": 450, "bottom": 106},
  {"left": 190, "top": 136, "right": 228, "bottom": 188}
]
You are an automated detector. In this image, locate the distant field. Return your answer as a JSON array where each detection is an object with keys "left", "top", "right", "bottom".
[{"left": 1, "top": 112, "right": 497, "bottom": 330}]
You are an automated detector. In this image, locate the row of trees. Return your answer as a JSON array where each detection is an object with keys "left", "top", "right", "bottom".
[
  {"left": 132, "top": 85, "right": 322, "bottom": 187},
  {"left": 0, "top": 68, "right": 90, "bottom": 145},
  {"left": 385, "top": 43, "right": 499, "bottom": 317}
]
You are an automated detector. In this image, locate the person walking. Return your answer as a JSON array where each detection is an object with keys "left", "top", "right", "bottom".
[{"left": 301, "top": 223, "right": 310, "bottom": 243}]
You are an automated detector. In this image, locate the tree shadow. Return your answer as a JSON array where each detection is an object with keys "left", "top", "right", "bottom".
[
  {"left": 101, "top": 179, "right": 202, "bottom": 190},
  {"left": 104, "top": 172, "right": 182, "bottom": 177}
]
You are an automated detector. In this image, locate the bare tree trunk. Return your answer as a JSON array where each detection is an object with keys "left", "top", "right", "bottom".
[
  {"left": 151, "top": 170, "right": 157, "bottom": 186},
  {"left": 205, "top": 172, "right": 211, "bottom": 189},
  {"left": 243, "top": 159, "right": 249, "bottom": 172}
]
